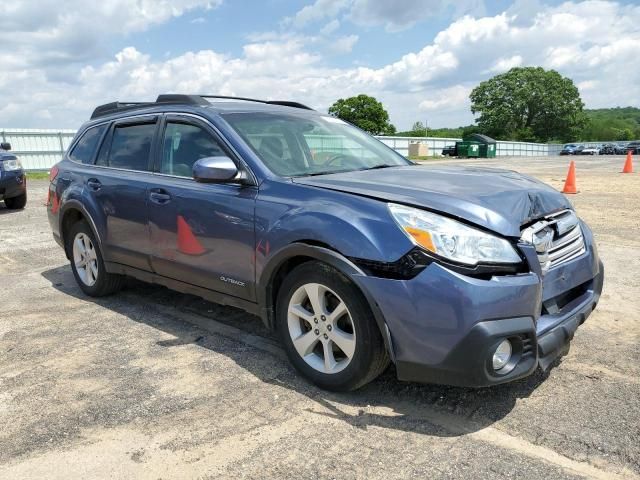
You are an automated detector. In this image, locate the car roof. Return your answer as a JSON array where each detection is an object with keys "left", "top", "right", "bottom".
[
  {"left": 81, "top": 95, "right": 322, "bottom": 130},
  {"left": 90, "top": 94, "right": 317, "bottom": 119}
]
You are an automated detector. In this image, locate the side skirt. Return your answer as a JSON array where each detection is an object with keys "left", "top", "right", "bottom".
[{"left": 104, "top": 262, "right": 261, "bottom": 317}]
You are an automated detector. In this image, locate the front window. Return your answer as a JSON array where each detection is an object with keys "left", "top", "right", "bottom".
[
  {"left": 223, "top": 112, "right": 410, "bottom": 176},
  {"left": 160, "top": 121, "right": 227, "bottom": 177}
]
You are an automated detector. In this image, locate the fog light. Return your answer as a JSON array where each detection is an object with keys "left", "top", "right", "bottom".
[{"left": 492, "top": 339, "right": 512, "bottom": 371}]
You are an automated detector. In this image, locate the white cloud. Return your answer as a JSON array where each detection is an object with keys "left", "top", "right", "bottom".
[
  {"left": 283, "top": 0, "right": 350, "bottom": 28},
  {"left": 1, "top": 1, "right": 639, "bottom": 131},
  {"left": 348, "top": 0, "right": 486, "bottom": 32},
  {"left": 329, "top": 35, "right": 359, "bottom": 54},
  {"left": 486, "top": 55, "right": 523, "bottom": 73},
  {"left": 285, "top": 0, "right": 486, "bottom": 32},
  {"left": 320, "top": 19, "right": 341, "bottom": 35},
  {"left": 419, "top": 85, "right": 471, "bottom": 112},
  {"left": 0, "top": 0, "right": 220, "bottom": 68}
]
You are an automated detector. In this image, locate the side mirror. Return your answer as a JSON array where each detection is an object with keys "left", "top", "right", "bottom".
[
  {"left": 0, "top": 142, "right": 11, "bottom": 151},
  {"left": 193, "top": 156, "right": 239, "bottom": 183}
]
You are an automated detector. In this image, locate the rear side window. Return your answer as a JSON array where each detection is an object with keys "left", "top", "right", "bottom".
[
  {"left": 104, "top": 122, "right": 156, "bottom": 171},
  {"left": 69, "top": 124, "right": 107, "bottom": 164},
  {"left": 160, "top": 122, "right": 226, "bottom": 177}
]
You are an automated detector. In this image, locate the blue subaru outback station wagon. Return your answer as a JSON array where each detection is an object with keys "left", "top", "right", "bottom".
[{"left": 47, "top": 94, "right": 603, "bottom": 391}]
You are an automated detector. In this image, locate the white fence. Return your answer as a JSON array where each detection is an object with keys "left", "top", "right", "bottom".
[
  {"left": 0, "top": 128, "right": 618, "bottom": 171},
  {"left": 1, "top": 129, "right": 76, "bottom": 170},
  {"left": 383, "top": 137, "right": 570, "bottom": 156}
]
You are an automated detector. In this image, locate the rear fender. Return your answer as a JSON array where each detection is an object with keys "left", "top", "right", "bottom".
[{"left": 58, "top": 190, "right": 105, "bottom": 258}]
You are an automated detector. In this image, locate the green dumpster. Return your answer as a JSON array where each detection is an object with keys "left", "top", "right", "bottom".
[
  {"left": 455, "top": 141, "right": 480, "bottom": 158},
  {"left": 464, "top": 133, "right": 496, "bottom": 158}
]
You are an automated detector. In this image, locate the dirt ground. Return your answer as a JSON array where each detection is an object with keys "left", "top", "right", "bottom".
[{"left": 0, "top": 155, "right": 638, "bottom": 479}]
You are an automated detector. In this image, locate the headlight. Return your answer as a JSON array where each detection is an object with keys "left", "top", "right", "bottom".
[
  {"left": 388, "top": 203, "right": 521, "bottom": 265},
  {"left": 2, "top": 159, "right": 23, "bottom": 171}
]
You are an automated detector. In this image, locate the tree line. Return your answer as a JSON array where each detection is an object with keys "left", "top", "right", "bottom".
[{"left": 328, "top": 67, "right": 639, "bottom": 143}]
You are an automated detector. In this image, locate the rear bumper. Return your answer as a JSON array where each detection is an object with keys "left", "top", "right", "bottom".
[
  {"left": 0, "top": 172, "right": 26, "bottom": 200},
  {"left": 355, "top": 222, "right": 603, "bottom": 387}
]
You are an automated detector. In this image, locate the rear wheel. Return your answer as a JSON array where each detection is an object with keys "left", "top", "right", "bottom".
[
  {"left": 276, "top": 261, "right": 389, "bottom": 391},
  {"left": 66, "top": 221, "right": 124, "bottom": 297},
  {"left": 4, "top": 192, "right": 27, "bottom": 209}
]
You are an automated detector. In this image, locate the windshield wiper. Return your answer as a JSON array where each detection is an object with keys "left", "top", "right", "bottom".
[
  {"left": 301, "top": 168, "right": 353, "bottom": 177},
  {"left": 298, "top": 164, "right": 399, "bottom": 177},
  {"left": 360, "top": 164, "right": 398, "bottom": 171}
]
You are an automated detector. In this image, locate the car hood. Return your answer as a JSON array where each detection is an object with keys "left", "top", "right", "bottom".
[{"left": 292, "top": 165, "right": 572, "bottom": 237}]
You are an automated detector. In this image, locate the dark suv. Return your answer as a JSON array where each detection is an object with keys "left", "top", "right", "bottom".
[
  {"left": 47, "top": 95, "right": 604, "bottom": 391},
  {"left": 625, "top": 141, "right": 640, "bottom": 154},
  {"left": 0, "top": 142, "right": 27, "bottom": 210}
]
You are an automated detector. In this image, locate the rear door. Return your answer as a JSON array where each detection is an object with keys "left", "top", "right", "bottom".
[
  {"left": 88, "top": 116, "right": 159, "bottom": 270},
  {"left": 147, "top": 114, "right": 257, "bottom": 300}
]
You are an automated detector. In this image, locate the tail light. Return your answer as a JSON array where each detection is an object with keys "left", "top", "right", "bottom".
[
  {"left": 49, "top": 164, "right": 59, "bottom": 182},
  {"left": 47, "top": 164, "right": 60, "bottom": 207}
]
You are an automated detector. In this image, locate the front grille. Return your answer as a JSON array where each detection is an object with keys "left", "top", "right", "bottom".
[{"left": 521, "top": 210, "right": 586, "bottom": 273}]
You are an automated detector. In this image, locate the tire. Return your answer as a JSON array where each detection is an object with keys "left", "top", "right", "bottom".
[
  {"left": 66, "top": 220, "right": 124, "bottom": 297},
  {"left": 4, "top": 192, "right": 27, "bottom": 209},
  {"left": 276, "top": 261, "right": 389, "bottom": 391}
]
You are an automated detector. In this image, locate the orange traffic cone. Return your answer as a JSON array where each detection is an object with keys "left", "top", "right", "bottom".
[
  {"left": 562, "top": 160, "right": 578, "bottom": 194},
  {"left": 177, "top": 215, "right": 205, "bottom": 255},
  {"left": 622, "top": 151, "right": 634, "bottom": 173}
]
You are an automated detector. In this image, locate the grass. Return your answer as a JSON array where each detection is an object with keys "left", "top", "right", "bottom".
[
  {"left": 408, "top": 155, "right": 442, "bottom": 161},
  {"left": 25, "top": 171, "right": 50, "bottom": 180}
]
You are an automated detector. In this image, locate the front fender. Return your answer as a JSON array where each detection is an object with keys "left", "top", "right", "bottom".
[
  {"left": 255, "top": 181, "right": 414, "bottom": 265},
  {"left": 257, "top": 243, "right": 396, "bottom": 361}
]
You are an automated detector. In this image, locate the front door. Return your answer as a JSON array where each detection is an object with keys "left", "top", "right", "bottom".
[{"left": 147, "top": 115, "right": 257, "bottom": 301}]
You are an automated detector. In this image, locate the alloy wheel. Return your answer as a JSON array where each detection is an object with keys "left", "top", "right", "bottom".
[
  {"left": 72, "top": 232, "right": 99, "bottom": 286},
  {"left": 287, "top": 282, "right": 356, "bottom": 374}
]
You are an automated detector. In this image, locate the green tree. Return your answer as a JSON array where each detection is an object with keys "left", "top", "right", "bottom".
[
  {"left": 470, "top": 67, "right": 587, "bottom": 142},
  {"left": 328, "top": 94, "right": 396, "bottom": 135},
  {"left": 411, "top": 121, "right": 427, "bottom": 136}
]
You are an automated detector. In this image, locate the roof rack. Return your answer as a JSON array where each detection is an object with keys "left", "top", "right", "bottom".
[
  {"left": 90, "top": 94, "right": 314, "bottom": 120},
  {"left": 90, "top": 102, "right": 153, "bottom": 119},
  {"left": 199, "top": 95, "right": 314, "bottom": 110}
]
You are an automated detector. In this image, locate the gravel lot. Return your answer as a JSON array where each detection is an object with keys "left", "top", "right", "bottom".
[{"left": 0, "top": 155, "right": 638, "bottom": 479}]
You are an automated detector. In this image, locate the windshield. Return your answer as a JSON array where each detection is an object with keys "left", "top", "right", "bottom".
[{"left": 223, "top": 112, "right": 411, "bottom": 176}]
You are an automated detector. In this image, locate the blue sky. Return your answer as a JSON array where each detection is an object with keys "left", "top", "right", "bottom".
[
  {"left": 122, "top": 1, "right": 534, "bottom": 69},
  {"left": 1, "top": 0, "right": 639, "bottom": 130}
]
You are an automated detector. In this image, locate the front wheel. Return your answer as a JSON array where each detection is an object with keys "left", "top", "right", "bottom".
[
  {"left": 276, "top": 261, "right": 389, "bottom": 391},
  {"left": 66, "top": 221, "right": 124, "bottom": 297}
]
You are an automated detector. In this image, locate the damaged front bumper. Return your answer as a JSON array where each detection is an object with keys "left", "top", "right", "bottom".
[{"left": 354, "top": 221, "right": 604, "bottom": 387}]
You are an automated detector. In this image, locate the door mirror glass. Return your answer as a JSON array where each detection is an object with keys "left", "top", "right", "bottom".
[
  {"left": 193, "top": 156, "right": 239, "bottom": 183},
  {"left": 0, "top": 142, "right": 11, "bottom": 151}
]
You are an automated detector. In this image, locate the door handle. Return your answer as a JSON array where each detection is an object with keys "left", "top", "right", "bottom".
[
  {"left": 87, "top": 178, "right": 102, "bottom": 191},
  {"left": 149, "top": 189, "right": 172, "bottom": 204}
]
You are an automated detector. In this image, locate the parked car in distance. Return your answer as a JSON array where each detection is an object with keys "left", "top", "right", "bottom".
[
  {"left": 573, "top": 145, "right": 586, "bottom": 155},
  {"left": 559, "top": 144, "right": 580, "bottom": 155},
  {"left": 615, "top": 143, "right": 630, "bottom": 155},
  {"left": 0, "top": 142, "right": 27, "bottom": 210},
  {"left": 580, "top": 145, "right": 599, "bottom": 155},
  {"left": 625, "top": 141, "right": 640, "bottom": 154},
  {"left": 441, "top": 145, "right": 456, "bottom": 156},
  {"left": 47, "top": 94, "right": 604, "bottom": 391},
  {"left": 599, "top": 143, "right": 616, "bottom": 155}
]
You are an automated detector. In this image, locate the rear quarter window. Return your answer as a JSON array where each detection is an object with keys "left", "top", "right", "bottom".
[{"left": 69, "top": 124, "right": 108, "bottom": 164}]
